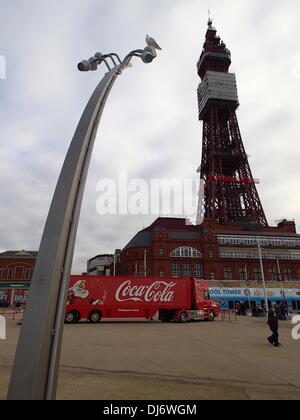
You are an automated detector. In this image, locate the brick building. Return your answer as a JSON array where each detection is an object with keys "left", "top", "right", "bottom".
[
  {"left": 0, "top": 250, "right": 37, "bottom": 305},
  {"left": 119, "top": 217, "right": 300, "bottom": 285}
]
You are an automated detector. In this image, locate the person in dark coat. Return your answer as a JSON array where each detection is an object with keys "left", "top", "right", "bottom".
[
  {"left": 267, "top": 310, "right": 281, "bottom": 347},
  {"left": 275, "top": 303, "right": 281, "bottom": 320},
  {"left": 241, "top": 302, "right": 246, "bottom": 316},
  {"left": 280, "top": 302, "right": 287, "bottom": 321}
]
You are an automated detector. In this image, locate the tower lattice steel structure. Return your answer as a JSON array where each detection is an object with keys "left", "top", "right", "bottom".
[{"left": 197, "top": 19, "right": 268, "bottom": 227}]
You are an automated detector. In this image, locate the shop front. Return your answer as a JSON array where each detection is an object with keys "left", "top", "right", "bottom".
[
  {"left": 0, "top": 282, "right": 30, "bottom": 306},
  {"left": 209, "top": 287, "right": 300, "bottom": 313}
]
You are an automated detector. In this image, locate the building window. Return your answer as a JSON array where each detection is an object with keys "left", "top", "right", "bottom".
[
  {"left": 223, "top": 267, "right": 233, "bottom": 280},
  {"left": 217, "top": 234, "right": 300, "bottom": 248},
  {"left": 24, "top": 268, "right": 31, "bottom": 281},
  {"left": 220, "top": 250, "right": 300, "bottom": 261},
  {"left": 159, "top": 269, "right": 164, "bottom": 278},
  {"left": 15, "top": 267, "right": 24, "bottom": 281},
  {"left": 170, "top": 246, "right": 202, "bottom": 258},
  {"left": 239, "top": 267, "right": 247, "bottom": 281},
  {"left": 7, "top": 269, "right": 14, "bottom": 281},
  {"left": 283, "top": 268, "right": 293, "bottom": 281},
  {"left": 183, "top": 264, "right": 191, "bottom": 277},
  {"left": 0, "top": 269, "right": 2, "bottom": 281},
  {"left": 268, "top": 267, "right": 278, "bottom": 282},
  {"left": 171, "top": 263, "right": 180, "bottom": 277},
  {"left": 208, "top": 250, "right": 214, "bottom": 258},
  {"left": 159, "top": 247, "right": 164, "bottom": 257},
  {"left": 195, "top": 263, "right": 203, "bottom": 278},
  {"left": 211, "top": 272, "right": 216, "bottom": 280},
  {"left": 254, "top": 268, "right": 262, "bottom": 282}
]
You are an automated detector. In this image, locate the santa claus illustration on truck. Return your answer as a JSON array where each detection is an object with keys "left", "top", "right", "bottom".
[{"left": 67, "top": 279, "right": 107, "bottom": 306}]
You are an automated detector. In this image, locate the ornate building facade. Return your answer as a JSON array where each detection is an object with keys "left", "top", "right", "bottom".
[{"left": 0, "top": 250, "right": 37, "bottom": 305}]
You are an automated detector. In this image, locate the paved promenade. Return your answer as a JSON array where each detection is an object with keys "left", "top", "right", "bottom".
[{"left": 1, "top": 316, "right": 300, "bottom": 400}]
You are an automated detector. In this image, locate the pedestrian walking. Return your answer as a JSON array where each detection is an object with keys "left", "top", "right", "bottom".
[
  {"left": 241, "top": 302, "right": 246, "bottom": 316},
  {"left": 267, "top": 310, "right": 281, "bottom": 347},
  {"left": 280, "top": 302, "right": 287, "bottom": 321},
  {"left": 275, "top": 302, "right": 281, "bottom": 320}
]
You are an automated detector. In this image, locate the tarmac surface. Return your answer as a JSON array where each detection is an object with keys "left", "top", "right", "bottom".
[{"left": 1, "top": 315, "right": 300, "bottom": 400}]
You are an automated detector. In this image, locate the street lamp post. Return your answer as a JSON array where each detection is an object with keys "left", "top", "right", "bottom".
[
  {"left": 144, "top": 250, "right": 147, "bottom": 277},
  {"left": 257, "top": 237, "right": 269, "bottom": 314},
  {"left": 113, "top": 254, "right": 116, "bottom": 277},
  {"left": 276, "top": 258, "right": 282, "bottom": 283},
  {"left": 8, "top": 39, "right": 160, "bottom": 400},
  {"left": 244, "top": 265, "right": 252, "bottom": 314},
  {"left": 276, "top": 258, "right": 286, "bottom": 301}
]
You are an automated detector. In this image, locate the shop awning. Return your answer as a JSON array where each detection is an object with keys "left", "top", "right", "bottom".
[{"left": 0, "top": 282, "right": 31, "bottom": 290}]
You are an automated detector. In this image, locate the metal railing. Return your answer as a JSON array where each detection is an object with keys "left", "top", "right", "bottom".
[{"left": 0, "top": 307, "right": 25, "bottom": 320}]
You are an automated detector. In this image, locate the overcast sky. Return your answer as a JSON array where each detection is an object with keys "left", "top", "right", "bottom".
[{"left": 0, "top": 0, "right": 299, "bottom": 273}]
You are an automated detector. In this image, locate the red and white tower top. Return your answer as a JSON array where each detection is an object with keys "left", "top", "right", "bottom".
[
  {"left": 198, "top": 18, "right": 232, "bottom": 79},
  {"left": 197, "top": 19, "right": 268, "bottom": 227}
]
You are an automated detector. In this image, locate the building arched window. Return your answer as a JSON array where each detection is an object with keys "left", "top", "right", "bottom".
[{"left": 170, "top": 246, "right": 202, "bottom": 258}]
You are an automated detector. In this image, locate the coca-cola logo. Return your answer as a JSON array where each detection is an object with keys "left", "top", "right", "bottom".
[{"left": 115, "top": 280, "right": 176, "bottom": 303}]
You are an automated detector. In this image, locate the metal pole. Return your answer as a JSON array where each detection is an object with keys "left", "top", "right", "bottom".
[
  {"left": 277, "top": 258, "right": 283, "bottom": 289},
  {"left": 277, "top": 258, "right": 286, "bottom": 302},
  {"left": 8, "top": 42, "right": 159, "bottom": 401},
  {"left": 276, "top": 258, "right": 282, "bottom": 283},
  {"left": 8, "top": 67, "right": 120, "bottom": 401},
  {"left": 144, "top": 250, "right": 147, "bottom": 277},
  {"left": 113, "top": 254, "right": 116, "bottom": 277},
  {"left": 245, "top": 265, "right": 252, "bottom": 315},
  {"left": 257, "top": 237, "right": 268, "bottom": 314}
]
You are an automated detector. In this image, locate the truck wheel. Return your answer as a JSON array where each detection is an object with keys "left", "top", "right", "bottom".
[
  {"left": 179, "top": 312, "right": 188, "bottom": 323},
  {"left": 89, "top": 311, "right": 102, "bottom": 323},
  {"left": 65, "top": 311, "right": 79, "bottom": 324}
]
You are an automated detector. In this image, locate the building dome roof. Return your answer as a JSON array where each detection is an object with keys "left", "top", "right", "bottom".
[{"left": 123, "top": 218, "right": 204, "bottom": 251}]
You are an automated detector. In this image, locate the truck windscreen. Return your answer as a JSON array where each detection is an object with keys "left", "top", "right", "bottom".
[{"left": 204, "top": 290, "right": 210, "bottom": 300}]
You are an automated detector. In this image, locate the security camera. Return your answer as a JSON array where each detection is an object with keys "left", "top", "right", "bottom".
[
  {"left": 89, "top": 61, "right": 98, "bottom": 71},
  {"left": 141, "top": 46, "right": 157, "bottom": 64},
  {"left": 77, "top": 60, "right": 90, "bottom": 71},
  {"left": 87, "top": 57, "right": 98, "bottom": 71}
]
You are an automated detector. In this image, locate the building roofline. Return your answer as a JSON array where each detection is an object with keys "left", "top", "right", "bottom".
[
  {"left": 0, "top": 250, "right": 38, "bottom": 258},
  {"left": 87, "top": 254, "right": 114, "bottom": 263}
]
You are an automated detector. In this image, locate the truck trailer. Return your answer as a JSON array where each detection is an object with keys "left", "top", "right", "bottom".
[{"left": 65, "top": 275, "right": 219, "bottom": 323}]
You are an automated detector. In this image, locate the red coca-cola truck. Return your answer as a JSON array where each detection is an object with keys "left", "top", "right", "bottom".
[{"left": 65, "top": 275, "right": 219, "bottom": 324}]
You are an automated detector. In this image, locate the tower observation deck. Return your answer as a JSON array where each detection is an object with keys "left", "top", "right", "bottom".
[{"left": 197, "top": 19, "right": 268, "bottom": 227}]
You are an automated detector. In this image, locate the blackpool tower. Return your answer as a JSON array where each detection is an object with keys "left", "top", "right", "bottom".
[{"left": 197, "top": 19, "right": 268, "bottom": 227}]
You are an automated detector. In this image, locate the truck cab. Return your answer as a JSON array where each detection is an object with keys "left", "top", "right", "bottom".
[
  {"left": 194, "top": 280, "right": 220, "bottom": 321},
  {"left": 159, "top": 278, "right": 220, "bottom": 323}
]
